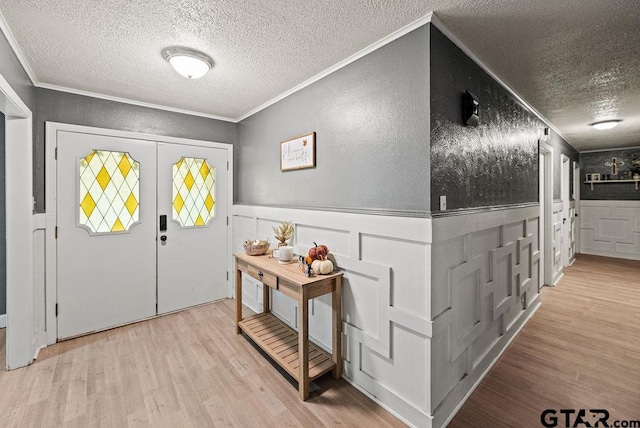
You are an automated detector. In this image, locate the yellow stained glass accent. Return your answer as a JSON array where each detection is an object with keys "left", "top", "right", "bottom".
[
  {"left": 125, "top": 193, "right": 138, "bottom": 216},
  {"left": 80, "top": 193, "right": 96, "bottom": 218},
  {"left": 79, "top": 150, "right": 140, "bottom": 234},
  {"left": 172, "top": 157, "right": 215, "bottom": 227},
  {"left": 111, "top": 218, "right": 125, "bottom": 232},
  {"left": 96, "top": 166, "right": 111, "bottom": 190}
]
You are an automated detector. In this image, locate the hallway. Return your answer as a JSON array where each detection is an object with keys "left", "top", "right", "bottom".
[{"left": 450, "top": 254, "right": 640, "bottom": 427}]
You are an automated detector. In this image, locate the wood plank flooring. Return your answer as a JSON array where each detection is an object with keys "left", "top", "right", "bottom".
[
  {"left": 0, "top": 301, "right": 403, "bottom": 427},
  {"left": 450, "top": 254, "right": 640, "bottom": 427}
]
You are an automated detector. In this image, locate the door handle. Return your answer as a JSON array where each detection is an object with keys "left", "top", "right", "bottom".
[
  {"left": 160, "top": 235, "right": 167, "bottom": 242},
  {"left": 563, "top": 218, "right": 566, "bottom": 224}
]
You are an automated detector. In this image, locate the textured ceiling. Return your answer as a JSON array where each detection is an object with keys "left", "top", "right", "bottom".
[{"left": 0, "top": 0, "right": 639, "bottom": 151}]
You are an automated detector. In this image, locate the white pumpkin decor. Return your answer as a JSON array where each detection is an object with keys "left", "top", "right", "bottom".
[{"left": 311, "top": 258, "right": 333, "bottom": 275}]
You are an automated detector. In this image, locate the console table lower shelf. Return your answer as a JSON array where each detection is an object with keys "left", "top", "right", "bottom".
[{"left": 238, "top": 312, "right": 336, "bottom": 381}]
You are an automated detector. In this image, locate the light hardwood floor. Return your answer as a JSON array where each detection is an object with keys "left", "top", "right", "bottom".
[
  {"left": 0, "top": 301, "right": 403, "bottom": 427},
  {"left": 450, "top": 254, "right": 640, "bottom": 427}
]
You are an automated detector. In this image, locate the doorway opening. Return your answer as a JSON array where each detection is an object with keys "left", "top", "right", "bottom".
[{"left": 539, "top": 140, "right": 553, "bottom": 288}]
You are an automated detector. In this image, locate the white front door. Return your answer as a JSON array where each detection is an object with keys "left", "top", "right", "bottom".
[
  {"left": 57, "top": 131, "right": 229, "bottom": 339},
  {"left": 57, "top": 131, "right": 157, "bottom": 339},
  {"left": 157, "top": 142, "right": 228, "bottom": 314}
]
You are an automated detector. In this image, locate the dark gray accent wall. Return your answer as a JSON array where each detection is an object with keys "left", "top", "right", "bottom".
[
  {"left": 430, "top": 26, "right": 542, "bottom": 214},
  {"left": 0, "top": 112, "right": 5, "bottom": 315},
  {"left": 236, "top": 26, "right": 430, "bottom": 214},
  {"left": 548, "top": 129, "right": 579, "bottom": 201},
  {"left": 33, "top": 88, "right": 237, "bottom": 213},
  {"left": 0, "top": 32, "right": 34, "bottom": 110},
  {"left": 580, "top": 148, "right": 640, "bottom": 200}
]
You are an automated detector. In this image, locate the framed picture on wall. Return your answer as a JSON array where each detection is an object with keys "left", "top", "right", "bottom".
[
  {"left": 586, "top": 173, "right": 592, "bottom": 181},
  {"left": 280, "top": 132, "right": 316, "bottom": 171},
  {"left": 591, "top": 173, "right": 601, "bottom": 181}
]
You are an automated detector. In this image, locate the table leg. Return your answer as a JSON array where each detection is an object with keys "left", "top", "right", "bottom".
[
  {"left": 332, "top": 276, "right": 343, "bottom": 379},
  {"left": 235, "top": 266, "right": 242, "bottom": 335},
  {"left": 263, "top": 283, "right": 270, "bottom": 314},
  {"left": 298, "top": 290, "right": 309, "bottom": 400}
]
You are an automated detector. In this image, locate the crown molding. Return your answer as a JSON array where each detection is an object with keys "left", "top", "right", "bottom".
[
  {"left": 236, "top": 12, "right": 435, "bottom": 122},
  {"left": 428, "top": 12, "right": 578, "bottom": 153},
  {"left": 0, "top": 9, "right": 37, "bottom": 85},
  {"left": 579, "top": 145, "right": 640, "bottom": 154},
  {"left": 37, "top": 83, "right": 236, "bottom": 122}
]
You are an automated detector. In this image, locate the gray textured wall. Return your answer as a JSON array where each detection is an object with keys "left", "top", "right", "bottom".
[
  {"left": 548, "top": 129, "right": 579, "bottom": 201},
  {"left": 33, "top": 88, "right": 237, "bottom": 213},
  {"left": 236, "top": 26, "right": 430, "bottom": 214},
  {"left": 580, "top": 148, "right": 640, "bottom": 200},
  {"left": 430, "top": 26, "right": 542, "bottom": 213},
  {"left": 0, "top": 113, "right": 5, "bottom": 315},
  {"left": 0, "top": 32, "right": 34, "bottom": 110}
]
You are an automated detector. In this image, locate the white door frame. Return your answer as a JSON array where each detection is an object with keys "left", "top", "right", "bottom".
[
  {"left": 561, "top": 154, "right": 571, "bottom": 267},
  {"left": 539, "top": 141, "right": 553, "bottom": 287},
  {"left": 45, "top": 122, "right": 234, "bottom": 345},
  {"left": 0, "top": 73, "right": 34, "bottom": 369},
  {"left": 572, "top": 161, "right": 580, "bottom": 254}
]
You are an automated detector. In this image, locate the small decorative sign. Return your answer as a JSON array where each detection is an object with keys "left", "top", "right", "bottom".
[{"left": 280, "top": 132, "right": 316, "bottom": 171}]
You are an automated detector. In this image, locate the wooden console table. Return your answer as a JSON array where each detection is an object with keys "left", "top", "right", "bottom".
[{"left": 234, "top": 252, "right": 343, "bottom": 400}]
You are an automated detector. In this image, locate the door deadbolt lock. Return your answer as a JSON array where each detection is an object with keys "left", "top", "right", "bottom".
[{"left": 160, "top": 235, "right": 167, "bottom": 242}]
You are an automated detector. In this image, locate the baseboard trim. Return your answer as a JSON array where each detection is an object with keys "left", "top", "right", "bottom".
[
  {"left": 580, "top": 249, "right": 640, "bottom": 261},
  {"left": 341, "top": 375, "right": 422, "bottom": 428},
  {"left": 0, "top": 314, "right": 5, "bottom": 328},
  {"left": 438, "top": 300, "right": 542, "bottom": 427}
]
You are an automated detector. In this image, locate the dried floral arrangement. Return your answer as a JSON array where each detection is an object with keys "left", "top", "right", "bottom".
[{"left": 273, "top": 220, "right": 294, "bottom": 246}]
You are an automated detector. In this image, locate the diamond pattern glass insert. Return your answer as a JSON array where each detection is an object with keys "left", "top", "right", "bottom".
[
  {"left": 172, "top": 157, "right": 215, "bottom": 227},
  {"left": 79, "top": 150, "right": 140, "bottom": 234}
]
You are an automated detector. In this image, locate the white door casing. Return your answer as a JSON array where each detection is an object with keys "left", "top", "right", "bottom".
[
  {"left": 1, "top": 72, "right": 34, "bottom": 369},
  {"left": 539, "top": 140, "right": 553, "bottom": 287},
  {"left": 45, "top": 122, "right": 233, "bottom": 344},
  {"left": 56, "top": 132, "right": 157, "bottom": 339},
  {"left": 157, "top": 142, "right": 229, "bottom": 314},
  {"left": 561, "top": 154, "right": 572, "bottom": 267}
]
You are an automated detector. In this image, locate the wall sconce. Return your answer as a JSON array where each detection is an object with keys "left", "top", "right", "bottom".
[{"left": 463, "top": 90, "right": 479, "bottom": 126}]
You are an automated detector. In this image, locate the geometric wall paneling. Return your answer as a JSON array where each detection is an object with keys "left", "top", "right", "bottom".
[
  {"left": 232, "top": 204, "right": 432, "bottom": 428},
  {"left": 551, "top": 202, "right": 564, "bottom": 284},
  {"left": 516, "top": 233, "right": 535, "bottom": 296},
  {"left": 489, "top": 242, "right": 516, "bottom": 321},
  {"left": 449, "top": 255, "right": 489, "bottom": 361},
  {"left": 580, "top": 201, "right": 640, "bottom": 261}
]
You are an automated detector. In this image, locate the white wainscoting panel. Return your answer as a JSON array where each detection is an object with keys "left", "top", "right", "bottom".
[
  {"left": 429, "top": 206, "right": 541, "bottom": 428},
  {"left": 580, "top": 200, "right": 640, "bottom": 260},
  {"left": 233, "top": 205, "right": 432, "bottom": 427},
  {"left": 551, "top": 202, "right": 564, "bottom": 284}
]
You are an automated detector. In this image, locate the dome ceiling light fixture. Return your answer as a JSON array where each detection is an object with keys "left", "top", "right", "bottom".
[
  {"left": 590, "top": 119, "right": 622, "bottom": 130},
  {"left": 162, "top": 46, "right": 214, "bottom": 79}
]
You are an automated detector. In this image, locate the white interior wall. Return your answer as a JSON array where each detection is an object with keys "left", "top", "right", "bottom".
[
  {"left": 579, "top": 200, "right": 640, "bottom": 260},
  {"left": 233, "top": 204, "right": 432, "bottom": 427},
  {"left": 429, "top": 205, "right": 542, "bottom": 427}
]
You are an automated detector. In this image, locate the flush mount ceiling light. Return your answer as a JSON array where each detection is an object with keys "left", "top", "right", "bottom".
[
  {"left": 590, "top": 120, "right": 622, "bottom": 130},
  {"left": 162, "top": 46, "right": 214, "bottom": 79}
]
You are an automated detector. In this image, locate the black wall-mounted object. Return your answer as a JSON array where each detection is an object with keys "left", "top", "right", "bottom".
[
  {"left": 159, "top": 215, "right": 167, "bottom": 231},
  {"left": 462, "top": 90, "right": 479, "bottom": 126}
]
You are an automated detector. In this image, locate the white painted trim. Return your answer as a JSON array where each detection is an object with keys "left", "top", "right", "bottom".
[
  {"left": 0, "top": 315, "right": 6, "bottom": 328},
  {"left": 45, "top": 122, "right": 234, "bottom": 344},
  {"left": 1, "top": 71, "right": 34, "bottom": 370},
  {"left": 0, "top": 10, "right": 37, "bottom": 85},
  {"left": 441, "top": 301, "right": 541, "bottom": 428},
  {"left": 580, "top": 145, "right": 640, "bottom": 153},
  {"left": 236, "top": 12, "right": 435, "bottom": 121},
  {"left": 37, "top": 83, "right": 236, "bottom": 123},
  {"left": 341, "top": 376, "right": 419, "bottom": 428},
  {"left": 428, "top": 13, "right": 577, "bottom": 152},
  {"left": 540, "top": 141, "right": 554, "bottom": 287}
]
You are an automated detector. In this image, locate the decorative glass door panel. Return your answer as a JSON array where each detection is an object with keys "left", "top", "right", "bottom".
[
  {"left": 157, "top": 143, "right": 228, "bottom": 314},
  {"left": 172, "top": 157, "right": 215, "bottom": 227}
]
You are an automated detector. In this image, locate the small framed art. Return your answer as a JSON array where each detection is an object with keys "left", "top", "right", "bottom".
[{"left": 280, "top": 132, "right": 316, "bottom": 171}]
